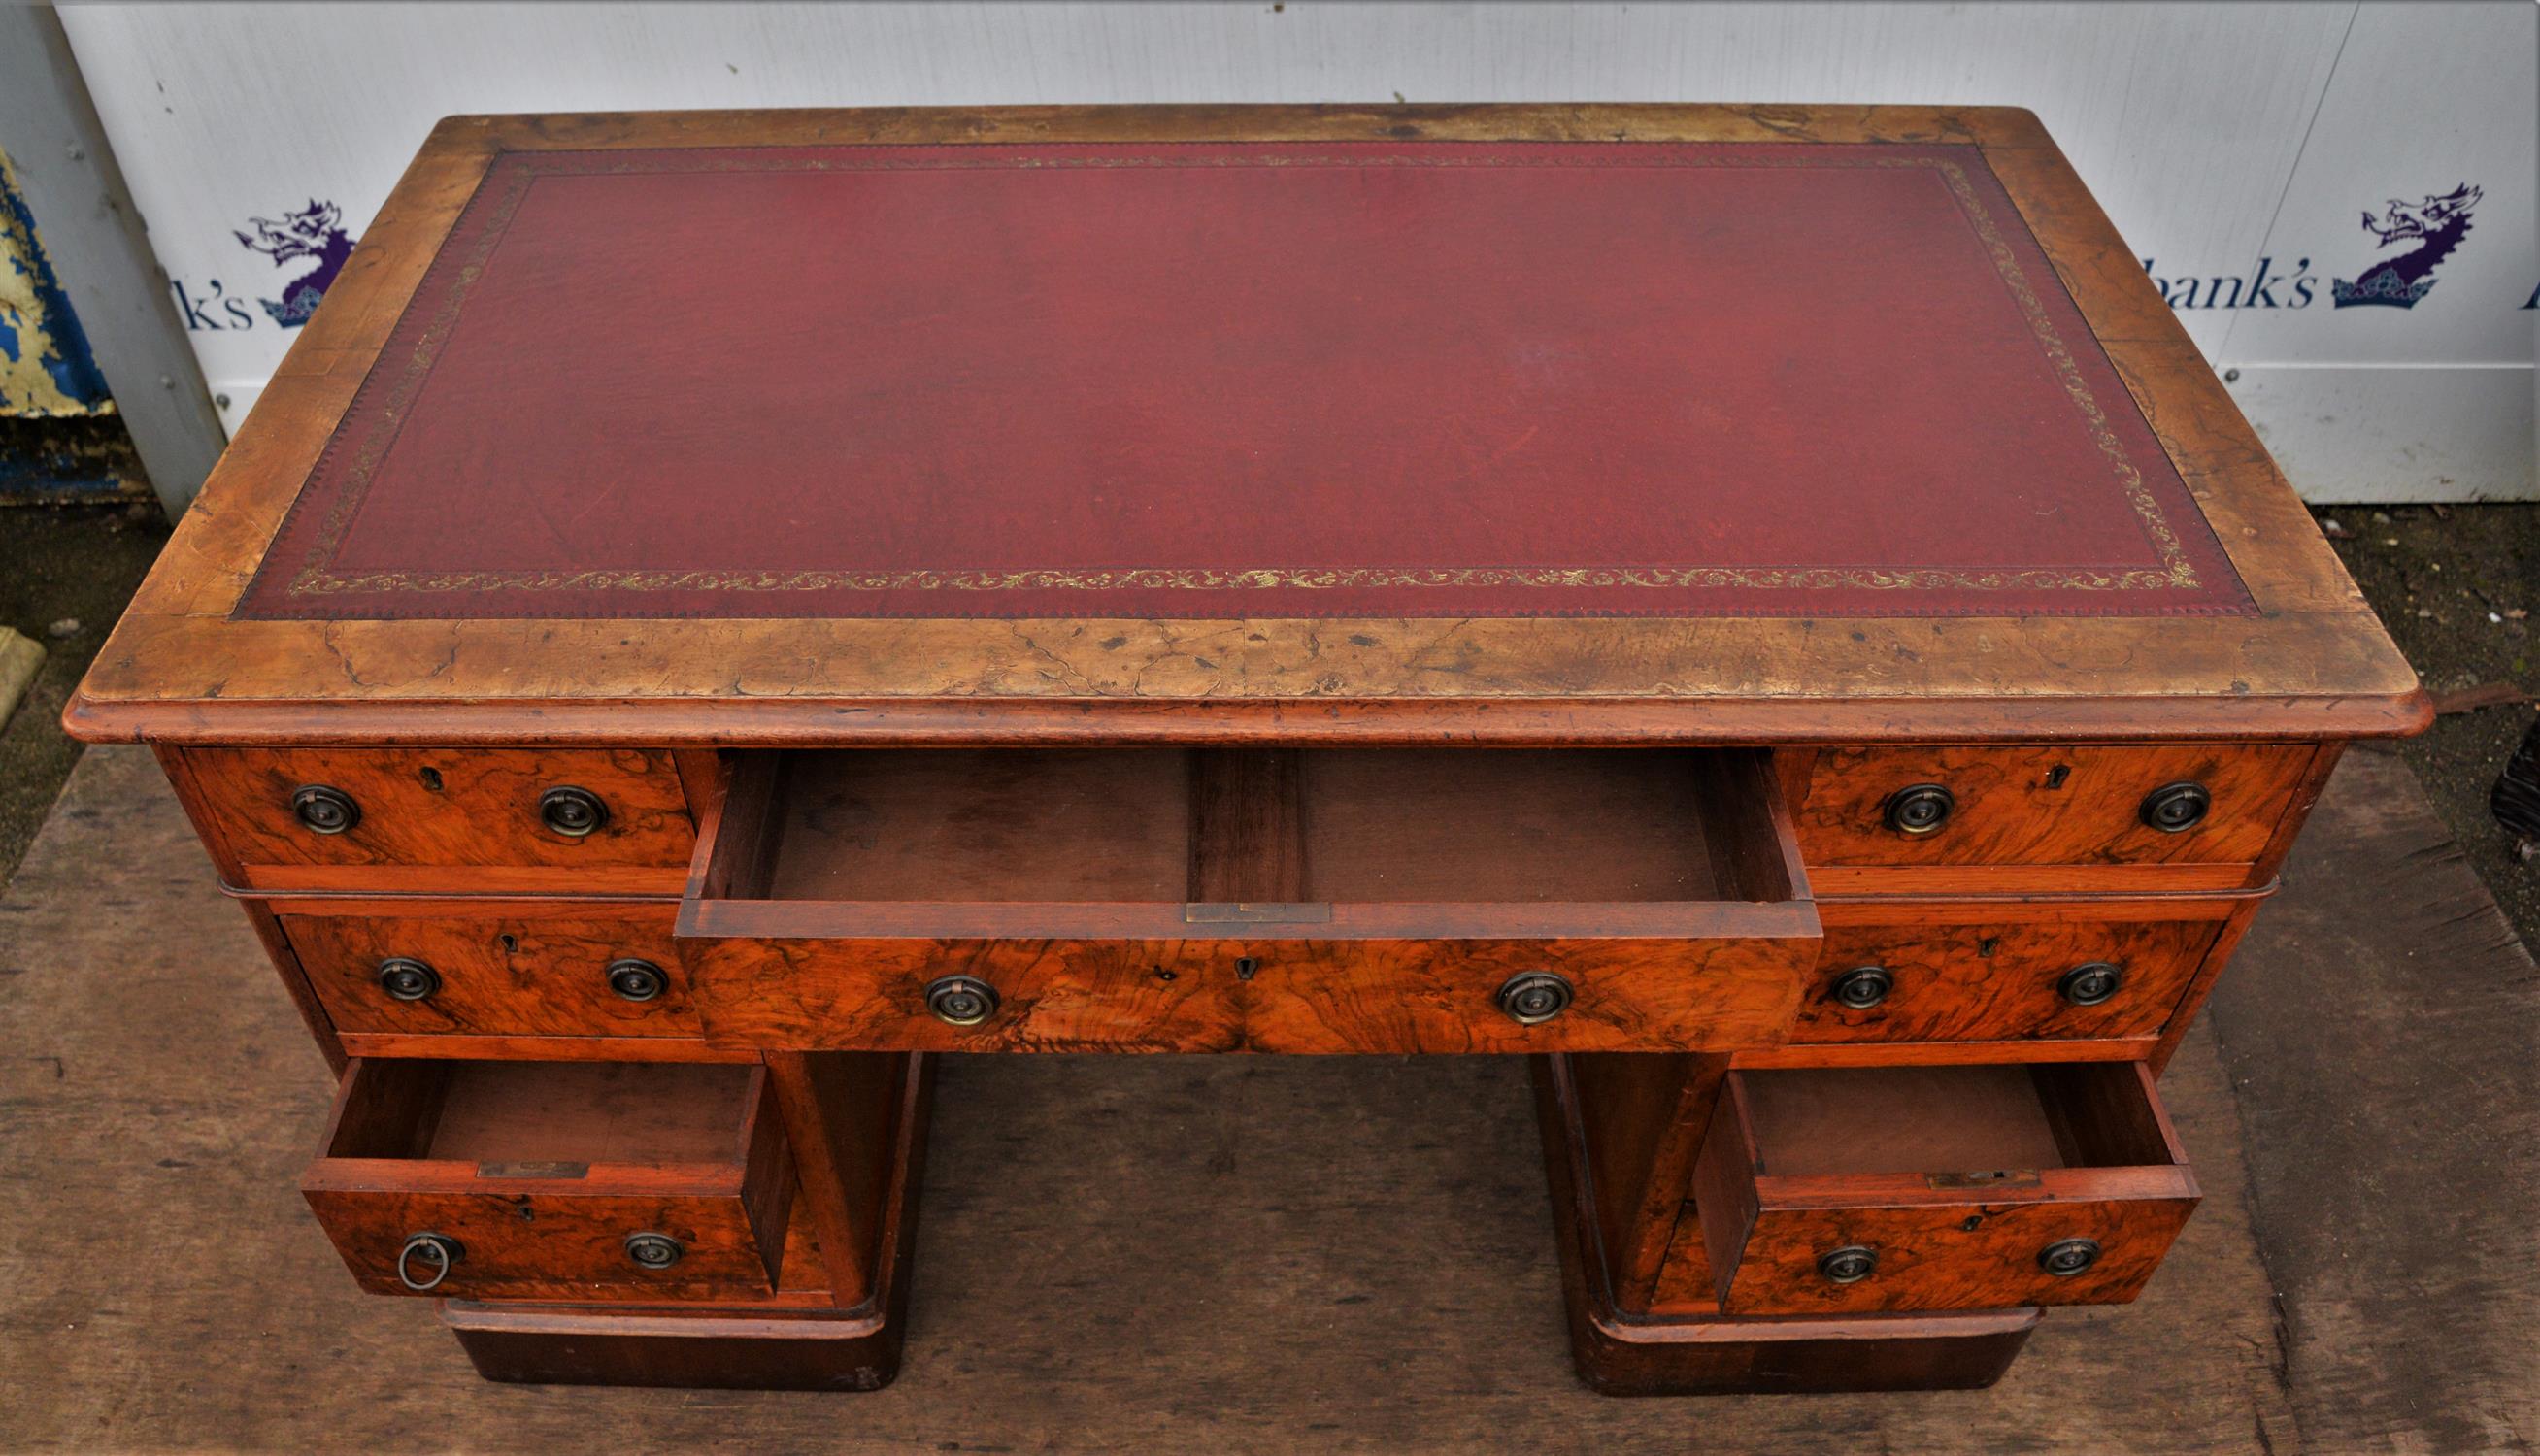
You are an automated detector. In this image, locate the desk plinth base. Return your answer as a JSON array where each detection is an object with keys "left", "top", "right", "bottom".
[
  {"left": 443, "top": 1299, "right": 907, "bottom": 1391},
  {"left": 1554, "top": 1289, "right": 2041, "bottom": 1399},
  {"left": 1534, "top": 1054, "right": 2040, "bottom": 1396}
]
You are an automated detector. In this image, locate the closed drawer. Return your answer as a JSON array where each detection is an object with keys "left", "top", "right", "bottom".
[
  {"left": 678, "top": 746, "right": 1821, "bottom": 1053},
  {"left": 1791, "top": 904, "right": 2237, "bottom": 1045},
  {"left": 302, "top": 1058, "right": 792, "bottom": 1302},
  {"left": 180, "top": 747, "right": 695, "bottom": 893},
  {"left": 1688, "top": 1063, "right": 2198, "bottom": 1315},
  {"left": 1788, "top": 745, "right": 2315, "bottom": 893},
  {"left": 284, "top": 905, "right": 700, "bottom": 1039}
]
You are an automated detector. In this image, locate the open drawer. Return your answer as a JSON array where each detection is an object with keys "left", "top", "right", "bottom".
[
  {"left": 677, "top": 747, "right": 1820, "bottom": 1053},
  {"left": 302, "top": 1059, "right": 793, "bottom": 1302},
  {"left": 1691, "top": 1062, "right": 2199, "bottom": 1315}
]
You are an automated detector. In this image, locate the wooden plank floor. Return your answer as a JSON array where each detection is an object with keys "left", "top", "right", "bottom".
[
  {"left": 2205, "top": 745, "right": 2539, "bottom": 1454},
  {"left": 0, "top": 745, "right": 2525, "bottom": 1452}
]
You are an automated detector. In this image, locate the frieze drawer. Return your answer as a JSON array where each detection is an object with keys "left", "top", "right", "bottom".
[
  {"left": 179, "top": 746, "right": 696, "bottom": 894},
  {"left": 677, "top": 746, "right": 1822, "bottom": 1054},
  {"left": 1788, "top": 745, "right": 2316, "bottom": 893}
]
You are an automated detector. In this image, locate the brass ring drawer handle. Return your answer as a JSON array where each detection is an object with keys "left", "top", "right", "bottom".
[
  {"left": 1830, "top": 965, "right": 1892, "bottom": 1009},
  {"left": 606, "top": 958, "right": 667, "bottom": 1003},
  {"left": 2039, "top": 1238, "right": 2102, "bottom": 1276},
  {"left": 1496, "top": 971, "right": 1574, "bottom": 1026},
  {"left": 925, "top": 975, "right": 999, "bottom": 1026},
  {"left": 290, "top": 783, "right": 360, "bottom": 835},
  {"left": 1882, "top": 783, "right": 1955, "bottom": 836},
  {"left": 538, "top": 785, "right": 609, "bottom": 838},
  {"left": 376, "top": 957, "right": 441, "bottom": 1003},
  {"left": 2139, "top": 781, "right": 2212, "bottom": 833},
  {"left": 2057, "top": 961, "right": 2123, "bottom": 1007},
  {"left": 396, "top": 1232, "right": 463, "bottom": 1291},
  {"left": 1817, "top": 1245, "right": 1878, "bottom": 1284},
  {"left": 624, "top": 1232, "right": 685, "bottom": 1270}
]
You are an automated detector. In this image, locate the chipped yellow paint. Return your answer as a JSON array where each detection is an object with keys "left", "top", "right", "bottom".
[{"left": 0, "top": 148, "right": 110, "bottom": 418}]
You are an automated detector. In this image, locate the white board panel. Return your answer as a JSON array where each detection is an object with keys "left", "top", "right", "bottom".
[
  {"left": 2221, "top": 1, "right": 2533, "bottom": 364},
  {"left": 2230, "top": 363, "right": 2536, "bottom": 502},
  {"left": 2214, "top": 1, "right": 2537, "bottom": 501},
  {"left": 55, "top": 1, "right": 2527, "bottom": 498}
]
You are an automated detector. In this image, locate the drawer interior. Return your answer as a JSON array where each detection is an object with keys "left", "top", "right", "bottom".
[
  {"left": 1737, "top": 1064, "right": 2180, "bottom": 1178},
  {"left": 1692, "top": 1061, "right": 2200, "bottom": 1314},
  {"left": 304, "top": 1058, "right": 796, "bottom": 1302},
  {"left": 710, "top": 746, "right": 1795, "bottom": 910},
  {"left": 324, "top": 1059, "right": 764, "bottom": 1170}
]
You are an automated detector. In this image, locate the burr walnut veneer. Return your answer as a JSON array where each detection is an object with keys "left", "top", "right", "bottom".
[{"left": 71, "top": 104, "right": 2422, "bottom": 1396}]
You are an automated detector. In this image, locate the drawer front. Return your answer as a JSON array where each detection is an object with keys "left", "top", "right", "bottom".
[
  {"left": 1705, "top": 1194, "right": 2196, "bottom": 1316},
  {"left": 1706, "top": 1194, "right": 2204, "bottom": 1321},
  {"left": 1688, "top": 1063, "right": 2200, "bottom": 1316},
  {"left": 182, "top": 747, "right": 695, "bottom": 889},
  {"left": 1789, "top": 745, "right": 2313, "bottom": 888},
  {"left": 302, "top": 1182, "right": 788, "bottom": 1302},
  {"left": 1793, "top": 910, "right": 2227, "bottom": 1044},
  {"left": 301, "top": 1059, "right": 790, "bottom": 1304},
  {"left": 681, "top": 927, "right": 1811, "bottom": 1054},
  {"left": 284, "top": 907, "right": 701, "bottom": 1038}
]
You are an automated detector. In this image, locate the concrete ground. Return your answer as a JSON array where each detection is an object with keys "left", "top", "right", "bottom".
[
  {"left": 0, "top": 500, "right": 167, "bottom": 884},
  {"left": 2317, "top": 502, "right": 2540, "bottom": 948}
]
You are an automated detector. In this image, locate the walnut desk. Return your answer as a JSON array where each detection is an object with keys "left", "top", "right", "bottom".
[{"left": 68, "top": 105, "right": 2424, "bottom": 1396}]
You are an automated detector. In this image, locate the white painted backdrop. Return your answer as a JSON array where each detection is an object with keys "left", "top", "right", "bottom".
[{"left": 57, "top": 1, "right": 2540, "bottom": 500}]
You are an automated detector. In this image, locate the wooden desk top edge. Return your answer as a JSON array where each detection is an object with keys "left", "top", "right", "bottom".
[{"left": 67, "top": 104, "right": 2425, "bottom": 746}]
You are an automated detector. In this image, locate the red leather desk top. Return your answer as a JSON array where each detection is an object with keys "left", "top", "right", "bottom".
[{"left": 240, "top": 141, "right": 2249, "bottom": 622}]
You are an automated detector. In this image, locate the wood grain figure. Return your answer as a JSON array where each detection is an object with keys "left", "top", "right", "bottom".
[{"left": 63, "top": 104, "right": 2421, "bottom": 1394}]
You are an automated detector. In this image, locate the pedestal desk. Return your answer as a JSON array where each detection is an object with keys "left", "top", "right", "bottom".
[{"left": 68, "top": 105, "right": 2424, "bottom": 1396}]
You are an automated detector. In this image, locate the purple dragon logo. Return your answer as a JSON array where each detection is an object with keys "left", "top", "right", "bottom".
[
  {"left": 2332, "top": 183, "right": 2482, "bottom": 309},
  {"left": 234, "top": 199, "right": 351, "bottom": 327}
]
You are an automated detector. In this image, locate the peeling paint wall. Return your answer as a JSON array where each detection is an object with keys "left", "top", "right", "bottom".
[{"left": 0, "top": 147, "right": 114, "bottom": 419}]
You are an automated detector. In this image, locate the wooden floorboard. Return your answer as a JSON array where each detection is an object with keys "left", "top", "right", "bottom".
[
  {"left": 2207, "top": 745, "right": 2540, "bottom": 1454},
  {"left": 0, "top": 745, "right": 2520, "bottom": 1451}
]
